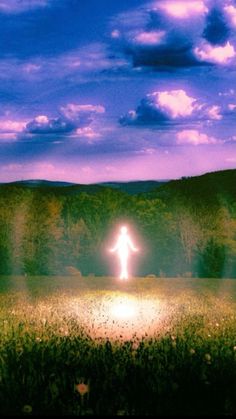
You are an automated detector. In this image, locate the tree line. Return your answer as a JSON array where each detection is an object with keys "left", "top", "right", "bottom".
[{"left": 0, "top": 169, "right": 236, "bottom": 277}]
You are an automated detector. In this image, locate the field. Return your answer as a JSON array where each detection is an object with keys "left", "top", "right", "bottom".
[{"left": 1, "top": 276, "right": 236, "bottom": 416}]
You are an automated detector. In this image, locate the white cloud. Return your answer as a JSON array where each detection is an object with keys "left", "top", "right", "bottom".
[
  {"left": 35, "top": 115, "right": 49, "bottom": 124},
  {"left": 0, "top": 119, "right": 27, "bottom": 132},
  {"left": 176, "top": 130, "right": 219, "bottom": 145},
  {"left": 149, "top": 90, "right": 197, "bottom": 118},
  {"left": 194, "top": 41, "right": 235, "bottom": 64},
  {"left": 207, "top": 105, "right": 222, "bottom": 120},
  {"left": 134, "top": 31, "right": 165, "bottom": 45},
  {"left": 155, "top": 0, "right": 208, "bottom": 19},
  {"left": 224, "top": 5, "right": 236, "bottom": 27}
]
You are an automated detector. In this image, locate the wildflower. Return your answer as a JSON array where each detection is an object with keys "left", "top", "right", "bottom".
[
  {"left": 233, "top": 346, "right": 236, "bottom": 351},
  {"left": 215, "top": 323, "right": 219, "bottom": 327},
  {"left": 35, "top": 337, "right": 41, "bottom": 343},
  {"left": 22, "top": 405, "right": 32, "bottom": 414},
  {"left": 190, "top": 348, "right": 195, "bottom": 355},
  {"left": 76, "top": 383, "right": 89, "bottom": 396}
]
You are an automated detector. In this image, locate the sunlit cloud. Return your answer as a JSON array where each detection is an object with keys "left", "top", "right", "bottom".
[
  {"left": 153, "top": 90, "right": 197, "bottom": 118},
  {"left": 224, "top": 5, "right": 236, "bottom": 27},
  {"left": 194, "top": 41, "right": 235, "bottom": 64},
  {"left": 207, "top": 105, "right": 222, "bottom": 120},
  {"left": 0, "top": 120, "right": 27, "bottom": 132},
  {"left": 176, "top": 130, "right": 219, "bottom": 145},
  {"left": 134, "top": 31, "right": 166, "bottom": 46},
  {"left": 120, "top": 89, "right": 221, "bottom": 126},
  {"left": 155, "top": 0, "right": 208, "bottom": 19}
]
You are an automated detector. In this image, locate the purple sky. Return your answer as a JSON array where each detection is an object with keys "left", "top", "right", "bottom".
[{"left": 0, "top": 0, "right": 236, "bottom": 183}]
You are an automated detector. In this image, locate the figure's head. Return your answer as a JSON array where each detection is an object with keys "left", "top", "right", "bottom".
[{"left": 121, "top": 226, "right": 128, "bottom": 234}]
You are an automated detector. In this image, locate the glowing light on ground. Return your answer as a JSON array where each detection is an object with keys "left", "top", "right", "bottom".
[
  {"left": 109, "top": 226, "right": 138, "bottom": 280},
  {"left": 110, "top": 297, "right": 136, "bottom": 319},
  {"left": 68, "top": 292, "right": 167, "bottom": 340}
]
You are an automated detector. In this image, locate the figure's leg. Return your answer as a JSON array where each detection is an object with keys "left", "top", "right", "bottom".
[{"left": 120, "top": 255, "right": 128, "bottom": 280}]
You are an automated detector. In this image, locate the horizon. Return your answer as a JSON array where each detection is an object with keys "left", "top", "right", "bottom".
[
  {"left": 0, "top": 1, "right": 236, "bottom": 182},
  {"left": 0, "top": 167, "right": 235, "bottom": 186}
]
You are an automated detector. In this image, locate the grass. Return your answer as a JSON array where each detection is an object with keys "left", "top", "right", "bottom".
[{"left": 0, "top": 275, "right": 236, "bottom": 416}]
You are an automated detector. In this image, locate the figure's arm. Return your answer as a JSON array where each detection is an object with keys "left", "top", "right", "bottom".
[
  {"left": 127, "top": 237, "right": 138, "bottom": 252},
  {"left": 109, "top": 237, "right": 120, "bottom": 252}
]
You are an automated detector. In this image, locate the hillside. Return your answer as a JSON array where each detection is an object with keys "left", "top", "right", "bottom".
[{"left": 0, "top": 179, "right": 167, "bottom": 196}]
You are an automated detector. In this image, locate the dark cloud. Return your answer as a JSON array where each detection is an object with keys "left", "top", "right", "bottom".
[
  {"left": 110, "top": 2, "right": 236, "bottom": 71},
  {"left": 128, "top": 43, "right": 199, "bottom": 69},
  {"left": 25, "top": 103, "right": 105, "bottom": 137},
  {"left": 203, "top": 8, "right": 231, "bottom": 45},
  {"left": 26, "top": 116, "right": 74, "bottom": 134}
]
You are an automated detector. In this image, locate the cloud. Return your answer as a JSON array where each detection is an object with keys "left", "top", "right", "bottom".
[
  {"left": 120, "top": 89, "right": 219, "bottom": 126},
  {"left": 207, "top": 105, "right": 222, "bottom": 120},
  {"left": 176, "top": 130, "right": 219, "bottom": 145},
  {"left": 203, "top": 7, "right": 231, "bottom": 45},
  {"left": 0, "top": 0, "right": 55, "bottom": 14},
  {"left": 156, "top": 1, "right": 208, "bottom": 19},
  {"left": 26, "top": 115, "right": 74, "bottom": 134},
  {"left": 24, "top": 102, "right": 105, "bottom": 138},
  {"left": 110, "top": 1, "right": 236, "bottom": 71},
  {"left": 224, "top": 5, "right": 236, "bottom": 27},
  {"left": 60, "top": 104, "right": 105, "bottom": 123},
  {"left": 194, "top": 41, "right": 235, "bottom": 64},
  {"left": 228, "top": 103, "right": 236, "bottom": 111},
  {"left": 134, "top": 31, "right": 166, "bottom": 46},
  {"left": 75, "top": 127, "right": 101, "bottom": 140},
  {"left": 0, "top": 119, "right": 27, "bottom": 132},
  {"left": 0, "top": 43, "right": 129, "bottom": 86}
]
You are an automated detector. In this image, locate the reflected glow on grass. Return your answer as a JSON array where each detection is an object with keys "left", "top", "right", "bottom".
[
  {"left": 111, "top": 297, "right": 136, "bottom": 319},
  {"left": 68, "top": 292, "right": 166, "bottom": 340}
]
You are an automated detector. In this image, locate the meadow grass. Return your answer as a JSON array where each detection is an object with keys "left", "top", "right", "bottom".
[{"left": 0, "top": 276, "right": 236, "bottom": 416}]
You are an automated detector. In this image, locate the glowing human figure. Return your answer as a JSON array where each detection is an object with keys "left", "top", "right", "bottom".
[{"left": 110, "top": 226, "right": 138, "bottom": 280}]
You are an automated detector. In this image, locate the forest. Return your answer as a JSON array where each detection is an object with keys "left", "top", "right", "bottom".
[{"left": 0, "top": 169, "right": 235, "bottom": 278}]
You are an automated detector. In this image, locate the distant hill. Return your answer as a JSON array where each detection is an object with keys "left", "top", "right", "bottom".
[
  {"left": 0, "top": 170, "right": 235, "bottom": 198},
  {"left": 0, "top": 179, "right": 168, "bottom": 195},
  {"left": 100, "top": 180, "right": 167, "bottom": 195},
  {"left": 4, "top": 179, "right": 76, "bottom": 188}
]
